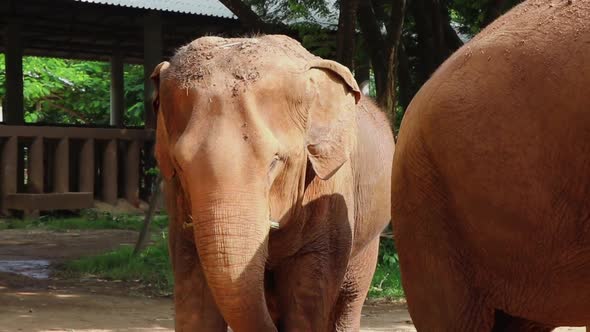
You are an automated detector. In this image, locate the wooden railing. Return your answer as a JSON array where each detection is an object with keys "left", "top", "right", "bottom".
[{"left": 0, "top": 124, "right": 155, "bottom": 217}]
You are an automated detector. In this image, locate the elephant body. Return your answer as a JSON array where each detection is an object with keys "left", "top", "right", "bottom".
[
  {"left": 153, "top": 35, "right": 394, "bottom": 331},
  {"left": 391, "top": 0, "right": 590, "bottom": 330}
]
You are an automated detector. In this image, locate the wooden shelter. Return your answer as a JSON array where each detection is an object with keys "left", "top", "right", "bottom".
[{"left": 0, "top": 0, "right": 243, "bottom": 217}]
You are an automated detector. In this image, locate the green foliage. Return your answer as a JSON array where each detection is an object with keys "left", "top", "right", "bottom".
[
  {"left": 60, "top": 233, "right": 173, "bottom": 295},
  {"left": 247, "top": 0, "right": 336, "bottom": 26},
  {"left": 450, "top": 0, "right": 522, "bottom": 36},
  {"left": 369, "top": 237, "right": 405, "bottom": 299},
  {"left": 0, "top": 54, "right": 144, "bottom": 125},
  {"left": 298, "top": 24, "right": 337, "bottom": 59}
]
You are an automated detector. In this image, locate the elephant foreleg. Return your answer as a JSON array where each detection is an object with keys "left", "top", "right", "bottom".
[
  {"left": 332, "top": 237, "right": 380, "bottom": 332},
  {"left": 274, "top": 248, "right": 350, "bottom": 332}
]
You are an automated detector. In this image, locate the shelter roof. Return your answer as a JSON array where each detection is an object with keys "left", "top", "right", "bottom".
[
  {"left": 75, "top": 0, "right": 236, "bottom": 19},
  {"left": 0, "top": 0, "right": 244, "bottom": 63}
]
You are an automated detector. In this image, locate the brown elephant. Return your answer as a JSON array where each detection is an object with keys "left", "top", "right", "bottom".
[
  {"left": 391, "top": 0, "right": 590, "bottom": 331},
  {"left": 152, "top": 35, "right": 394, "bottom": 331}
]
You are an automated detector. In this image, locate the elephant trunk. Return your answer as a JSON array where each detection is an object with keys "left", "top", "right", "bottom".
[{"left": 191, "top": 193, "right": 276, "bottom": 332}]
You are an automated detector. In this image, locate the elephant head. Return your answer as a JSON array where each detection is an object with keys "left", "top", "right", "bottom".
[{"left": 152, "top": 35, "right": 360, "bottom": 331}]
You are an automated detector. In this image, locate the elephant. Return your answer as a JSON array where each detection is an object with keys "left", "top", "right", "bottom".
[
  {"left": 151, "top": 34, "right": 394, "bottom": 331},
  {"left": 391, "top": 0, "right": 590, "bottom": 331}
]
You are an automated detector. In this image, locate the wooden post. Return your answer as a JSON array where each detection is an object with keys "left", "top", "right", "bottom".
[
  {"left": 28, "top": 137, "right": 44, "bottom": 193},
  {"left": 125, "top": 140, "right": 140, "bottom": 206},
  {"left": 110, "top": 52, "right": 125, "bottom": 128},
  {"left": 79, "top": 138, "right": 95, "bottom": 193},
  {"left": 5, "top": 20, "right": 24, "bottom": 125},
  {"left": 143, "top": 11, "right": 162, "bottom": 129},
  {"left": 54, "top": 138, "right": 69, "bottom": 193},
  {"left": 1, "top": 137, "right": 18, "bottom": 214},
  {"left": 102, "top": 139, "right": 118, "bottom": 205}
]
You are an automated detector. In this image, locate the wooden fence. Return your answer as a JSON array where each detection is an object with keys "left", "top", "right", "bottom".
[{"left": 0, "top": 125, "right": 155, "bottom": 217}]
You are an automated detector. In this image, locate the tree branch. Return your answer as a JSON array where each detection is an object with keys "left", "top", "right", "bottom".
[
  {"left": 42, "top": 101, "right": 90, "bottom": 123},
  {"left": 217, "top": 0, "right": 296, "bottom": 37},
  {"left": 218, "top": 0, "right": 268, "bottom": 30}
]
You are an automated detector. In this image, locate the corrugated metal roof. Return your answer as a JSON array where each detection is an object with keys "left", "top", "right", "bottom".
[{"left": 75, "top": 0, "right": 237, "bottom": 19}]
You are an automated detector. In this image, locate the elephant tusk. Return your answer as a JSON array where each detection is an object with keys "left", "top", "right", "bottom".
[{"left": 270, "top": 220, "right": 280, "bottom": 230}]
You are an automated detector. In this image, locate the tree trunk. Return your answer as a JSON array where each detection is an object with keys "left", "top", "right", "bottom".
[
  {"left": 441, "top": 3, "right": 464, "bottom": 53},
  {"left": 336, "top": 0, "right": 360, "bottom": 69},
  {"left": 357, "top": 1, "right": 387, "bottom": 100},
  {"left": 412, "top": 0, "right": 437, "bottom": 83},
  {"left": 431, "top": 0, "right": 447, "bottom": 65},
  {"left": 397, "top": 41, "right": 412, "bottom": 111},
  {"left": 378, "top": 0, "right": 406, "bottom": 131},
  {"left": 411, "top": 0, "right": 462, "bottom": 85},
  {"left": 482, "top": 0, "right": 508, "bottom": 28}
]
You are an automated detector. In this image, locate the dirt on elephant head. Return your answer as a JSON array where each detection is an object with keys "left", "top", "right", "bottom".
[
  {"left": 166, "top": 34, "right": 317, "bottom": 95},
  {"left": 472, "top": 0, "right": 588, "bottom": 45}
]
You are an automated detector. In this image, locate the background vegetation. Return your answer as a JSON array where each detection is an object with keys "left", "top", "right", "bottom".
[{"left": 0, "top": 55, "right": 144, "bottom": 126}]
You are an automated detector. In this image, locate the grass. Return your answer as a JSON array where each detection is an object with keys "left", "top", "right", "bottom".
[
  {"left": 0, "top": 211, "right": 169, "bottom": 232},
  {"left": 368, "top": 239, "right": 405, "bottom": 299},
  {"left": 58, "top": 232, "right": 174, "bottom": 295},
  {"left": 57, "top": 228, "right": 405, "bottom": 300}
]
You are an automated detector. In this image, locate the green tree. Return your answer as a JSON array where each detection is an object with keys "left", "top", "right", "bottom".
[{"left": 0, "top": 55, "right": 144, "bottom": 126}]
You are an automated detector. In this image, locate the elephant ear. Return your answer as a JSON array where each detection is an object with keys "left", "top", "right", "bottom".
[
  {"left": 305, "top": 59, "right": 361, "bottom": 180},
  {"left": 151, "top": 61, "right": 175, "bottom": 181}
]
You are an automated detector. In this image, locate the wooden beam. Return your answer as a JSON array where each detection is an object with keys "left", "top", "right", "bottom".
[
  {"left": 54, "top": 138, "right": 69, "bottom": 193},
  {"left": 4, "top": 192, "right": 93, "bottom": 211},
  {"left": 0, "top": 125, "right": 154, "bottom": 141},
  {"left": 125, "top": 140, "right": 140, "bottom": 206},
  {"left": 28, "top": 136, "right": 44, "bottom": 193},
  {"left": 110, "top": 51, "right": 125, "bottom": 128},
  {"left": 144, "top": 11, "right": 163, "bottom": 129},
  {"left": 1, "top": 137, "right": 18, "bottom": 215},
  {"left": 79, "top": 138, "right": 95, "bottom": 194},
  {"left": 4, "top": 20, "right": 24, "bottom": 125},
  {"left": 102, "top": 139, "right": 118, "bottom": 205}
]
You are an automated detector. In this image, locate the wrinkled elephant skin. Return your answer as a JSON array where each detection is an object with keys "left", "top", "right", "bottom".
[
  {"left": 152, "top": 35, "right": 394, "bottom": 332},
  {"left": 392, "top": 0, "right": 590, "bottom": 331}
]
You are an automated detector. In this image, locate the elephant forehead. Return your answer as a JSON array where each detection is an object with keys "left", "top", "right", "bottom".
[{"left": 165, "top": 35, "right": 315, "bottom": 90}]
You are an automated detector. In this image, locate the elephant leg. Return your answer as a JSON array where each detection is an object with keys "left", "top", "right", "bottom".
[
  {"left": 393, "top": 160, "right": 496, "bottom": 331},
  {"left": 492, "top": 311, "right": 556, "bottom": 332},
  {"left": 397, "top": 209, "right": 495, "bottom": 331},
  {"left": 401, "top": 251, "right": 495, "bottom": 331},
  {"left": 274, "top": 249, "right": 350, "bottom": 332},
  {"left": 332, "top": 237, "right": 380, "bottom": 332}
]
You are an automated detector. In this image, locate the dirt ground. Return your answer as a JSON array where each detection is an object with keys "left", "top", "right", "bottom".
[{"left": 0, "top": 229, "right": 583, "bottom": 332}]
